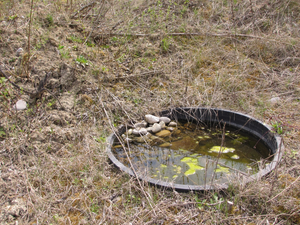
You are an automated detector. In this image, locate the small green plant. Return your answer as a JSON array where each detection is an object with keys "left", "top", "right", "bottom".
[
  {"left": 9, "top": 58, "right": 16, "bottom": 63},
  {"left": 86, "top": 40, "right": 95, "bottom": 47},
  {"left": 95, "top": 135, "right": 106, "bottom": 143},
  {"left": 0, "top": 126, "right": 6, "bottom": 139},
  {"left": 161, "top": 38, "right": 170, "bottom": 53},
  {"left": 90, "top": 203, "right": 100, "bottom": 213},
  {"left": 58, "top": 44, "right": 64, "bottom": 50},
  {"left": 47, "top": 99, "right": 56, "bottom": 108},
  {"left": 72, "top": 45, "right": 78, "bottom": 51},
  {"left": 92, "top": 68, "right": 100, "bottom": 77},
  {"left": 116, "top": 54, "right": 125, "bottom": 63},
  {"left": 45, "top": 14, "right": 54, "bottom": 26},
  {"left": 101, "top": 66, "right": 109, "bottom": 73},
  {"left": 272, "top": 121, "right": 284, "bottom": 134},
  {"left": 76, "top": 55, "right": 88, "bottom": 65},
  {"left": 60, "top": 49, "right": 70, "bottom": 59},
  {"left": 8, "top": 15, "right": 18, "bottom": 21},
  {"left": 69, "top": 35, "right": 82, "bottom": 43},
  {"left": 111, "top": 37, "right": 118, "bottom": 42}
]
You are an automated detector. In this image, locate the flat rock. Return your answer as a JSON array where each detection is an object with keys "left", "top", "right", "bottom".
[{"left": 155, "top": 130, "right": 171, "bottom": 137}]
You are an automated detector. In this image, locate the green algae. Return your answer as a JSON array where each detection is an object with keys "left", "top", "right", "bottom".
[
  {"left": 215, "top": 165, "right": 230, "bottom": 173},
  {"left": 113, "top": 122, "right": 271, "bottom": 186},
  {"left": 231, "top": 154, "right": 240, "bottom": 159},
  {"left": 181, "top": 157, "right": 204, "bottom": 176},
  {"left": 209, "top": 146, "right": 235, "bottom": 153}
]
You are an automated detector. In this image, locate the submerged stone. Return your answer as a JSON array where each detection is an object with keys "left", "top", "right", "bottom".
[
  {"left": 159, "top": 142, "right": 172, "bottom": 147},
  {"left": 155, "top": 130, "right": 171, "bottom": 137}
]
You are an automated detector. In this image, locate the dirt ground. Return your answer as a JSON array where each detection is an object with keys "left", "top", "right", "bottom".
[{"left": 0, "top": 0, "right": 300, "bottom": 224}]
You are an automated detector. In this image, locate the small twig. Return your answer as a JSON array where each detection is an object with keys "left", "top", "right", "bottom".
[
  {"left": 0, "top": 68, "right": 35, "bottom": 95},
  {"left": 210, "top": 123, "right": 226, "bottom": 187},
  {"left": 27, "top": 0, "right": 34, "bottom": 78},
  {"left": 114, "top": 70, "right": 163, "bottom": 81},
  {"left": 95, "top": 32, "right": 299, "bottom": 48},
  {"left": 84, "top": 0, "right": 107, "bottom": 45}
]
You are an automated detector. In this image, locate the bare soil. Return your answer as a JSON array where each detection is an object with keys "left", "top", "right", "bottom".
[{"left": 0, "top": 0, "right": 300, "bottom": 224}]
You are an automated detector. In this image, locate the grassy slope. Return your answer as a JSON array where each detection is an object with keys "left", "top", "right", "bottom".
[{"left": 0, "top": 0, "right": 300, "bottom": 224}]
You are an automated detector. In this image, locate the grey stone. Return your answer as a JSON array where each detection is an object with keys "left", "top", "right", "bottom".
[
  {"left": 146, "top": 127, "right": 153, "bottom": 132},
  {"left": 152, "top": 123, "right": 162, "bottom": 133},
  {"left": 159, "top": 121, "right": 166, "bottom": 129},
  {"left": 159, "top": 117, "right": 171, "bottom": 124},
  {"left": 132, "top": 129, "right": 140, "bottom": 135},
  {"left": 139, "top": 128, "right": 148, "bottom": 135},
  {"left": 270, "top": 97, "right": 280, "bottom": 104},
  {"left": 16, "top": 48, "right": 23, "bottom": 57},
  {"left": 145, "top": 114, "right": 160, "bottom": 124},
  {"left": 134, "top": 120, "right": 147, "bottom": 128},
  {"left": 13, "top": 99, "right": 27, "bottom": 110},
  {"left": 169, "top": 121, "right": 177, "bottom": 127}
]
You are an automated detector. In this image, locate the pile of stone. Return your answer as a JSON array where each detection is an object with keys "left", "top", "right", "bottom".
[{"left": 121, "top": 114, "right": 179, "bottom": 146}]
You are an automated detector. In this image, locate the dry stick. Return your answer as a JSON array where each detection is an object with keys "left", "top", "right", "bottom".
[
  {"left": 0, "top": 68, "right": 64, "bottom": 108},
  {"left": 83, "top": 0, "right": 106, "bottom": 45},
  {"left": 97, "top": 92, "right": 157, "bottom": 216},
  {"left": 210, "top": 123, "right": 226, "bottom": 188},
  {"left": 115, "top": 70, "right": 163, "bottom": 81},
  {"left": 0, "top": 68, "right": 38, "bottom": 95},
  {"left": 96, "top": 32, "right": 299, "bottom": 48},
  {"left": 27, "top": 0, "right": 34, "bottom": 78}
]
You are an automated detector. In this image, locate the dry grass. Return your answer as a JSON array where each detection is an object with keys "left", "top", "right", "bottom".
[{"left": 0, "top": 0, "right": 300, "bottom": 224}]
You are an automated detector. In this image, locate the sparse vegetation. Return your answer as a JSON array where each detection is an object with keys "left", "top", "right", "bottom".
[{"left": 0, "top": 0, "right": 299, "bottom": 224}]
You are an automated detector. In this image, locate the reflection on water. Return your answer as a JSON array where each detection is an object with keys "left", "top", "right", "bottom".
[{"left": 113, "top": 124, "right": 272, "bottom": 186}]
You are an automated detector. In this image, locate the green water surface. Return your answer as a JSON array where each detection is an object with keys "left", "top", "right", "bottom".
[{"left": 113, "top": 123, "right": 272, "bottom": 186}]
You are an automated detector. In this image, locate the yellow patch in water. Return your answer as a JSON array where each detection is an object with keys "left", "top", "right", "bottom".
[
  {"left": 231, "top": 154, "right": 240, "bottom": 159},
  {"left": 185, "top": 168, "right": 196, "bottom": 176},
  {"left": 215, "top": 165, "right": 230, "bottom": 173},
  {"left": 209, "top": 146, "right": 235, "bottom": 153},
  {"left": 181, "top": 157, "right": 204, "bottom": 176}
]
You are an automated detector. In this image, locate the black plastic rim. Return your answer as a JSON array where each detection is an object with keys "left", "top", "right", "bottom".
[{"left": 106, "top": 107, "right": 284, "bottom": 191}]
